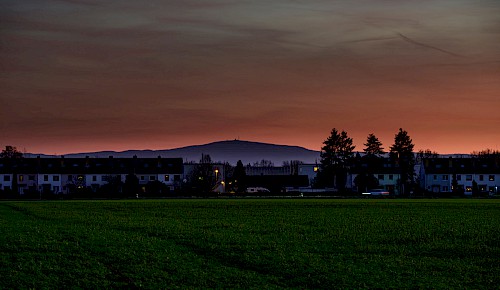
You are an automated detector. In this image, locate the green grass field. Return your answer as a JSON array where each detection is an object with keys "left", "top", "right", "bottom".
[{"left": 1, "top": 199, "right": 499, "bottom": 288}]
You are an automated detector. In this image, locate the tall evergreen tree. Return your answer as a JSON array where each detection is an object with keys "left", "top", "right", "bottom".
[
  {"left": 389, "top": 128, "right": 415, "bottom": 195},
  {"left": 231, "top": 160, "right": 247, "bottom": 193},
  {"left": 363, "top": 133, "right": 385, "bottom": 155},
  {"left": 319, "top": 128, "right": 355, "bottom": 190}
]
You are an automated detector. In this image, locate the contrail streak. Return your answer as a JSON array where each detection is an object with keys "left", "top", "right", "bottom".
[
  {"left": 397, "top": 32, "right": 465, "bottom": 58},
  {"left": 343, "top": 36, "right": 400, "bottom": 43}
]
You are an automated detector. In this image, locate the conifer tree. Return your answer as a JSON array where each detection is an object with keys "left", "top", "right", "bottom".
[
  {"left": 319, "top": 128, "right": 355, "bottom": 190},
  {"left": 363, "top": 133, "right": 385, "bottom": 155},
  {"left": 390, "top": 128, "right": 415, "bottom": 195}
]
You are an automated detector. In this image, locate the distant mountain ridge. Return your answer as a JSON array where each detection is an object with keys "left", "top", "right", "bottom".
[{"left": 25, "top": 140, "right": 321, "bottom": 165}]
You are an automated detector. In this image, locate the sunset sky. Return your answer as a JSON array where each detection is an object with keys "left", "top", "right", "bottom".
[{"left": 1, "top": 0, "right": 499, "bottom": 155}]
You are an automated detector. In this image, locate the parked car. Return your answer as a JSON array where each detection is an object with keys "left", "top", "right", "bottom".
[
  {"left": 246, "top": 187, "right": 270, "bottom": 193},
  {"left": 362, "top": 189, "right": 390, "bottom": 196}
]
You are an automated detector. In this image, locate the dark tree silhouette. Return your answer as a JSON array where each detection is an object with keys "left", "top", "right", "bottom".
[
  {"left": 189, "top": 154, "right": 216, "bottom": 195},
  {"left": 353, "top": 174, "right": 379, "bottom": 194},
  {"left": 0, "top": 146, "right": 23, "bottom": 159},
  {"left": 390, "top": 128, "right": 415, "bottom": 195},
  {"left": 319, "top": 128, "right": 355, "bottom": 190},
  {"left": 364, "top": 133, "right": 385, "bottom": 155},
  {"left": 124, "top": 174, "right": 140, "bottom": 197},
  {"left": 230, "top": 160, "right": 247, "bottom": 193},
  {"left": 99, "top": 175, "right": 123, "bottom": 198}
]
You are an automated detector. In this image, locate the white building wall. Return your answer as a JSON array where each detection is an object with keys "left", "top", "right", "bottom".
[
  {"left": 0, "top": 174, "right": 13, "bottom": 190},
  {"left": 37, "top": 174, "right": 63, "bottom": 193}
]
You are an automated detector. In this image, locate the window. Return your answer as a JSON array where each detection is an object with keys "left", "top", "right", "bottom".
[
  {"left": 44, "top": 175, "right": 48, "bottom": 181},
  {"left": 433, "top": 175, "right": 437, "bottom": 180},
  {"left": 19, "top": 175, "right": 24, "bottom": 182},
  {"left": 68, "top": 175, "right": 73, "bottom": 181},
  {"left": 149, "top": 176, "right": 156, "bottom": 181},
  {"left": 140, "top": 176, "right": 145, "bottom": 181},
  {"left": 465, "top": 186, "right": 472, "bottom": 192},
  {"left": 457, "top": 175, "right": 461, "bottom": 181},
  {"left": 466, "top": 175, "right": 472, "bottom": 181},
  {"left": 479, "top": 185, "right": 487, "bottom": 192},
  {"left": 29, "top": 175, "right": 35, "bottom": 181},
  {"left": 77, "top": 175, "right": 84, "bottom": 181},
  {"left": 479, "top": 175, "right": 484, "bottom": 181},
  {"left": 92, "top": 176, "right": 97, "bottom": 182},
  {"left": 174, "top": 175, "right": 181, "bottom": 182},
  {"left": 164, "top": 175, "right": 170, "bottom": 181},
  {"left": 3, "top": 175, "right": 11, "bottom": 181},
  {"left": 313, "top": 167, "right": 319, "bottom": 172},
  {"left": 53, "top": 175, "right": 60, "bottom": 182},
  {"left": 389, "top": 175, "right": 393, "bottom": 180},
  {"left": 489, "top": 175, "right": 495, "bottom": 181},
  {"left": 378, "top": 175, "right": 384, "bottom": 180},
  {"left": 442, "top": 186, "right": 449, "bottom": 192}
]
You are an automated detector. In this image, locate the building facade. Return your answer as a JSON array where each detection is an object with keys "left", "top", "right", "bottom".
[{"left": 0, "top": 156, "right": 184, "bottom": 196}]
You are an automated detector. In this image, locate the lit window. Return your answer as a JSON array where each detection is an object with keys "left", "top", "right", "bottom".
[
  {"left": 313, "top": 167, "right": 319, "bottom": 172},
  {"left": 489, "top": 175, "right": 495, "bottom": 181},
  {"left": 19, "top": 175, "right": 24, "bottom": 182},
  {"left": 165, "top": 175, "right": 170, "bottom": 181},
  {"left": 465, "top": 186, "right": 472, "bottom": 192}
]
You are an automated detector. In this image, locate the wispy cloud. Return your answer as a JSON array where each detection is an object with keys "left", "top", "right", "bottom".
[{"left": 1, "top": 0, "right": 500, "bottom": 153}]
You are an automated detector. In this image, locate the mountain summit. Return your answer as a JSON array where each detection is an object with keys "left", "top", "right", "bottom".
[{"left": 44, "top": 140, "right": 320, "bottom": 165}]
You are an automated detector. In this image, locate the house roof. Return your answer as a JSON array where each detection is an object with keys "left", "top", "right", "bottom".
[
  {"left": 422, "top": 157, "right": 500, "bottom": 174},
  {"left": 0, "top": 157, "right": 184, "bottom": 174},
  {"left": 350, "top": 155, "right": 402, "bottom": 174}
]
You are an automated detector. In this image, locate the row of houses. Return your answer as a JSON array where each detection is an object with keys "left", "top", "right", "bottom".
[
  {"left": 0, "top": 155, "right": 499, "bottom": 196},
  {"left": 347, "top": 155, "right": 500, "bottom": 195},
  {"left": 419, "top": 157, "right": 499, "bottom": 195},
  {"left": 0, "top": 156, "right": 184, "bottom": 195}
]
